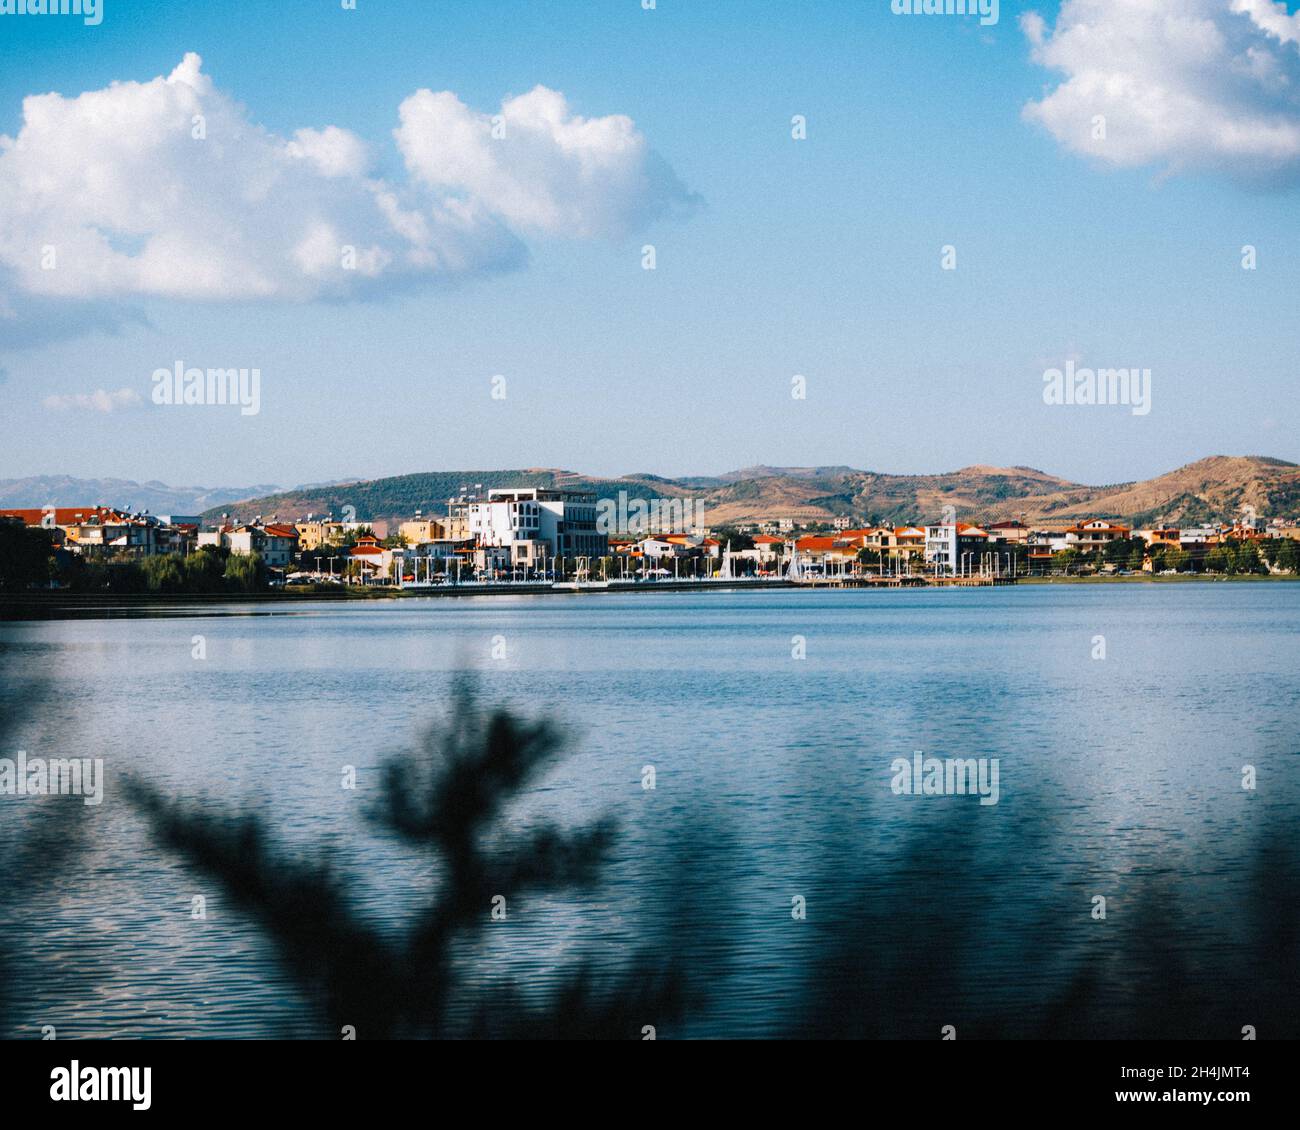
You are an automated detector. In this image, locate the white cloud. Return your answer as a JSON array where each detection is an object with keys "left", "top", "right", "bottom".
[
  {"left": 1022, "top": 0, "right": 1300, "bottom": 183},
  {"left": 43, "top": 388, "right": 142, "bottom": 413},
  {"left": 1234, "top": 0, "right": 1300, "bottom": 47},
  {"left": 286, "top": 126, "right": 371, "bottom": 179},
  {"left": 0, "top": 54, "right": 695, "bottom": 312},
  {"left": 394, "top": 85, "right": 695, "bottom": 238},
  {"left": 1020, "top": 11, "right": 1047, "bottom": 47}
]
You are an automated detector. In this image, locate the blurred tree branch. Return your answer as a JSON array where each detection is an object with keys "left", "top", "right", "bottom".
[{"left": 128, "top": 682, "right": 670, "bottom": 1038}]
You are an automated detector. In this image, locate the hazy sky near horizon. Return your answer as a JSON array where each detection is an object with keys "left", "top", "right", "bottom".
[{"left": 1, "top": 0, "right": 1297, "bottom": 490}]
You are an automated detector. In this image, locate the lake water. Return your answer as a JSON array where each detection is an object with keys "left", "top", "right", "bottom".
[{"left": 2, "top": 582, "right": 1298, "bottom": 1039}]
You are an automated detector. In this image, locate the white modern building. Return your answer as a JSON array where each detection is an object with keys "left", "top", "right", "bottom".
[
  {"left": 466, "top": 488, "right": 607, "bottom": 564},
  {"left": 924, "top": 523, "right": 991, "bottom": 576}
]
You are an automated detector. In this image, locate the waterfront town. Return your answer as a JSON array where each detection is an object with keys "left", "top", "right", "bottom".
[{"left": 2, "top": 485, "right": 1299, "bottom": 594}]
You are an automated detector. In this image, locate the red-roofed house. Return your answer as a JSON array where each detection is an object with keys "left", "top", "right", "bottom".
[
  {"left": 1, "top": 507, "right": 141, "bottom": 555},
  {"left": 751, "top": 534, "right": 786, "bottom": 565},
  {"left": 640, "top": 533, "right": 713, "bottom": 559},
  {"left": 889, "top": 526, "right": 927, "bottom": 565},
  {"left": 260, "top": 524, "right": 300, "bottom": 568},
  {"left": 985, "top": 520, "right": 1032, "bottom": 545},
  {"left": 350, "top": 533, "right": 395, "bottom": 582},
  {"left": 0, "top": 506, "right": 123, "bottom": 529},
  {"left": 793, "top": 535, "right": 861, "bottom": 568},
  {"left": 1065, "top": 519, "right": 1132, "bottom": 553}
]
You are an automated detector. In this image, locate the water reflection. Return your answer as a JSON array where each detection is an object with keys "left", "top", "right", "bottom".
[{"left": 1, "top": 585, "right": 1297, "bottom": 1037}]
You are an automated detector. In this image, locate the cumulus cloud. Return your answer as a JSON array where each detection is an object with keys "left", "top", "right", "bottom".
[
  {"left": 0, "top": 54, "right": 695, "bottom": 321},
  {"left": 285, "top": 125, "right": 372, "bottom": 179},
  {"left": 43, "top": 388, "right": 142, "bottom": 413},
  {"left": 1235, "top": 0, "right": 1300, "bottom": 46},
  {"left": 1022, "top": 0, "right": 1300, "bottom": 183},
  {"left": 395, "top": 85, "right": 698, "bottom": 237}
]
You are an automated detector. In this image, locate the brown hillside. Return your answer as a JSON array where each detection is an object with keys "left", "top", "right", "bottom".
[{"left": 200, "top": 456, "right": 1300, "bottom": 528}]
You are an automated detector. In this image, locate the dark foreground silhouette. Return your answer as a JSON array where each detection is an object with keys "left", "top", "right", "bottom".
[{"left": 2, "top": 650, "right": 1296, "bottom": 1038}]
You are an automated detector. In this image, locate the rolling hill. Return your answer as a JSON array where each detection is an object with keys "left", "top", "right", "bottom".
[{"left": 191, "top": 456, "right": 1300, "bottom": 528}]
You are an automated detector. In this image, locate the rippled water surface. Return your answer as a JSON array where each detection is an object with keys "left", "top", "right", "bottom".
[{"left": 2, "top": 583, "right": 1298, "bottom": 1038}]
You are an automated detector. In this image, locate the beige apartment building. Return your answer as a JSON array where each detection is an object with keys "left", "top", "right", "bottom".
[{"left": 398, "top": 518, "right": 448, "bottom": 544}]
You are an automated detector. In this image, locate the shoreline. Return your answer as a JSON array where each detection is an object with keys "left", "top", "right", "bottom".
[
  {"left": 1017, "top": 574, "right": 1300, "bottom": 584},
  {"left": 1, "top": 573, "right": 1297, "bottom": 621},
  {"left": 0, "top": 578, "right": 791, "bottom": 620}
]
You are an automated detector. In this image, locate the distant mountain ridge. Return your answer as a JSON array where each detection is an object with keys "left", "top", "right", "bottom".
[
  {"left": 0, "top": 475, "right": 283, "bottom": 515},
  {"left": 5, "top": 458, "right": 1294, "bottom": 528},
  {"left": 180, "top": 455, "right": 1300, "bottom": 528}
]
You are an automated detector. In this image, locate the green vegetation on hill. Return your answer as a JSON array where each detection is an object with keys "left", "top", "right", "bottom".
[
  {"left": 200, "top": 469, "right": 696, "bottom": 524},
  {"left": 202, "top": 470, "right": 560, "bottom": 523},
  {"left": 178, "top": 455, "right": 1300, "bottom": 528}
]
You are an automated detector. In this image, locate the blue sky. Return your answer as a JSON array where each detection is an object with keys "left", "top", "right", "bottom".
[{"left": 0, "top": 0, "right": 1297, "bottom": 489}]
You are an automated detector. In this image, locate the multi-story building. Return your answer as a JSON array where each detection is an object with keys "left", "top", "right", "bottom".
[
  {"left": 924, "top": 523, "right": 991, "bottom": 576},
  {"left": 889, "top": 526, "right": 928, "bottom": 565},
  {"left": 201, "top": 521, "right": 299, "bottom": 567},
  {"left": 0, "top": 506, "right": 118, "bottom": 532},
  {"left": 225, "top": 526, "right": 259, "bottom": 559},
  {"left": 835, "top": 527, "right": 893, "bottom": 557},
  {"left": 985, "top": 520, "right": 1032, "bottom": 545},
  {"left": 440, "top": 509, "right": 472, "bottom": 541},
  {"left": 791, "top": 535, "right": 861, "bottom": 572},
  {"left": 398, "top": 518, "right": 447, "bottom": 545},
  {"left": 1135, "top": 528, "right": 1181, "bottom": 548},
  {"left": 751, "top": 535, "right": 786, "bottom": 564},
  {"left": 157, "top": 522, "right": 198, "bottom": 556},
  {"left": 1026, "top": 530, "right": 1069, "bottom": 570},
  {"left": 467, "top": 488, "right": 606, "bottom": 563},
  {"left": 1064, "top": 519, "right": 1133, "bottom": 553},
  {"left": 0, "top": 507, "right": 179, "bottom": 557},
  {"left": 259, "top": 524, "right": 299, "bottom": 567},
  {"left": 294, "top": 521, "right": 346, "bottom": 551}
]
